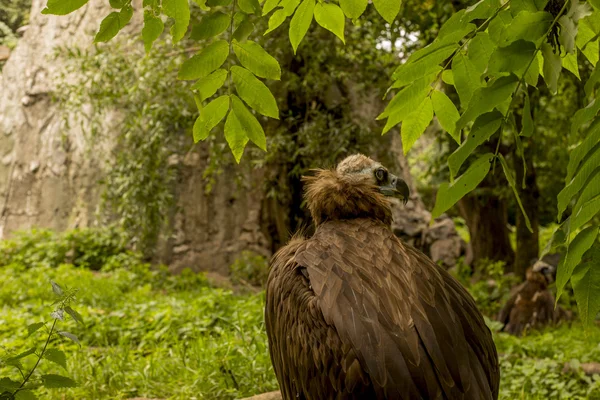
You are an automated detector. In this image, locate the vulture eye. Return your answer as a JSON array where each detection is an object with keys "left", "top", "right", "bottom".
[{"left": 375, "top": 168, "right": 387, "bottom": 182}]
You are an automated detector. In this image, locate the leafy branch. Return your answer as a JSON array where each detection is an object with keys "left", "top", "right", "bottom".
[{"left": 0, "top": 281, "right": 83, "bottom": 399}]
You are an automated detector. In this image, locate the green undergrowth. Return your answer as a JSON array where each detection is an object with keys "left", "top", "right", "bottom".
[{"left": 1, "top": 229, "right": 599, "bottom": 399}]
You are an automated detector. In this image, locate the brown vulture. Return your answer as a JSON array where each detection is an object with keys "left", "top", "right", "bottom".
[
  {"left": 497, "top": 260, "right": 571, "bottom": 336},
  {"left": 265, "top": 154, "right": 499, "bottom": 400}
]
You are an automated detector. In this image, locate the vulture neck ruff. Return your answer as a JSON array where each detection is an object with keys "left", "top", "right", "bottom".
[{"left": 303, "top": 169, "right": 393, "bottom": 227}]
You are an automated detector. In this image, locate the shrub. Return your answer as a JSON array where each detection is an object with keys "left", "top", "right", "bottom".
[
  {"left": 0, "top": 227, "right": 142, "bottom": 271},
  {"left": 229, "top": 251, "right": 270, "bottom": 287}
]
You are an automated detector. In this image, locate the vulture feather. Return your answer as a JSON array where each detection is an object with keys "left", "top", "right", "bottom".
[
  {"left": 265, "top": 154, "right": 500, "bottom": 400},
  {"left": 497, "top": 260, "right": 572, "bottom": 336}
]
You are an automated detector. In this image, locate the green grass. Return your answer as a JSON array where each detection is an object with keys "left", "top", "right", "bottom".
[
  {"left": 1, "top": 229, "right": 599, "bottom": 399},
  {"left": 0, "top": 263, "right": 277, "bottom": 399}
]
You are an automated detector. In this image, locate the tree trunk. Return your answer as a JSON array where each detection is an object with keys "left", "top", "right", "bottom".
[{"left": 458, "top": 168, "right": 515, "bottom": 268}]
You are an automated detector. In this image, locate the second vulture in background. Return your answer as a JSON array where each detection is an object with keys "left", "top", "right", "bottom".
[
  {"left": 497, "top": 259, "right": 572, "bottom": 336},
  {"left": 265, "top": 154, "right": 499, "bottom": 400}
]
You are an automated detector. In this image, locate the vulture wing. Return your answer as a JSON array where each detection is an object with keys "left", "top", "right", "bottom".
[
  {"left": 497, "top": 282, "right": 526, "bottom": 328},
  {"left": 294, "top": 218, "right": 499, "bottom": 400}
]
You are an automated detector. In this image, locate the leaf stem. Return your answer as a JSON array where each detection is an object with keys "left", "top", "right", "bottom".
[
  {"left": 228, "top": 0, "right": 237, "bottom": 100},
  {"left": 15, "top": 318, "right": 58, "bottom": 393}
]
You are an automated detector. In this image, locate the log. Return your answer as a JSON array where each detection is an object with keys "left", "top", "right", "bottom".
[
  {"left": 239, "top": 391, "right": 282, "bottom": 400},
  {"left": 562, "top": 362, "right": 600, "bottom": 376}
]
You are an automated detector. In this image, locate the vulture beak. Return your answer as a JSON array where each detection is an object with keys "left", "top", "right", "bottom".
[{"left": 379, "top": 174, "right": 410, "bottom": 205}]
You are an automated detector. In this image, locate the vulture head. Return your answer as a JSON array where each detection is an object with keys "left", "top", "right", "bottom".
[
  {"left": 527, "top": 259, "right": 556, "bottom": 287},
  {"left": 303, "top": 154, "right": 410, "bottom": 226}
]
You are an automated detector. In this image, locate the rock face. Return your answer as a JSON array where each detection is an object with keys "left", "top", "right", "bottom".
[
  {"left": 0, "top": 0, "right": 464, "bottom": 274},
  {"left": 0, "top": 0, "right": 269, "bottom": 275},
  {"left": 0, "top": 0, "right": 113, "bottom": 239}
]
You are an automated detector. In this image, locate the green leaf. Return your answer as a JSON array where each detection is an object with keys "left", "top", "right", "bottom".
[
  {"left": 191, "top": 69, "right": 228, "bottom": 101},
  {"left": 281, "top": 0, "right": 302, "bottom": 15},
  {"left": 94, "top": 6, "right": 133, "bottom": 43},
  {"left": 207, "top": 0, "right": 231, "bottom": 6},
  {"left": 448, "top": 111, "right": 502, "bottom": 180},
  {"left": 190, "top": 11, "right": 230, "bottom": 40},
  {"left": 193, "top": 95, "right": 230, "bottom": 142},
  {"left": 163, "top": 0, "right": 190, "bottom": 43},
  {"left": 233, "top": 40, "right": 281, "bottom": 80},
  {"left": 487, "top": 9, "right": 513, "bottom": 44},
  {"left": 58, "top": 331, "right": 80, "bottom": 345},
  {"left": 380, "top": 75, "right": 432, "bottom": 120},
  {"left": 142, "top": 11, "right": 164, "bottom": 53},
  {"left": 463, "top": 0, "right": 501, "bottom": 21},
  {"left": 571, "top": 194, "right": 600, "bottom": 233},
  {"left": 557, "top": 226, "right": 599, "bottom": 301},
  {"left": 178, "top": 41, "right": 229, "bottom": 80},
  {"left": 573, "top": 170, "right": 600, "bottom": 217},
  {"left": 15, "top": 390, "right": 37, "bottom": 400},
  {"left": 498, "top": 153, "right": 533, "bottom": 232},
  {"left": 372, "top": 0, "right": 401, "bottom": 23},
  {"left": 109, "top": 0, "right": 124, "bottom": 8},
  {"left": 442, "top": 70, "right": 454, "bottom": 85},
  {"left": 41, "top": 374, "right": 78, "bottom": 389},
  {"left": 231, "top": 66, "right": 279, "bottom": 118},
  {"left": 41, "top": 0, "right": 88, "bottom": 15},
  {"left": 542, "top": 43, "right": 561, "bottom": 94},
  {"left": 0, "top": 378, "right": 20, "bottom": 391},
  {"left": 504, "top": 10, "right": 553, "bottom": 44},
  {"left": 64, "top": 306, "right": 84, "bottom": 325},
  {"left": 577, "top": 17, "right": 600, "bottom": 66},
  {"left": 27, "top": 322, "right": 44, "bottom": 337},
  {"left": 263, "top": 0, "right": 281, "bottom": 14},
  {"left": 392, "top": 42, "right": 457, "bottom": 83},
  {"left": 452, "top": 52, "right": 481, "bottom": 106},
  {"left": 314, "top": 3, "right": 345, "bottom": 44},
  {"left": 585, "top": 63, "right": 600, "bottom": 96},
  {"left": 455, "top": 75, "right": 518, "bottom": 132},
  {"left": 224, "top": 113, "right": 248, "bottom": 163},
  {"left": 44, "top": 348, "right": 67, "bottom": 370},
  {"left": 231, "top": 95, "right": 267, "bottom": 151},
  {"left": 558, "top": 145, "right": 600, "bottom": 220},
  {"left": 233, "top": 20, "right": 255, "bottom": 42},
  {"left": 380, "top": 87, "right": 431, "bottom": 134},
  {"left": 571, "top": 244, "right": 600, "bottom": 326},
  {"left": 487, "top": 39, "right": 537, "bottom": 76},
  {"left": 265, "top": 9, "right": 287, "bottom": 34},
  {"left": 432, "top": 153, "right": 494, "bottom": 218},
  {"left": 401, "top": 97, "right": 433, "bottom": 154},
  {"left": 559, "top": 15, "right": 578, "bottom": 55},
  {"left": 571, "top": 98, "right": 600, "bottom": 136},
  {"left": 289, "top": 0, "right": 315, "bottom": 54},
  {"left": 51, "top": 281, "right": 63, "bottom": 296},
  {"left": 468, "top": 32, "right": 496, "bottom": 74},
  {"left": 431, "top": 90, "right": 460, "bottom": 143},
  {"left": 239, "top": 0, "right": 262, "bottom": 15},
  {"left": 339, "top": 0, "right": 367, "bottom": 19},
  {"left": 567, "top": 120, "right": 600, "bottom": 181},
  {"left": 510, "top": 0, "right": 544, "bottom": 15},
  {"left": 438, "top": 9, "right": 476, "bottom": 40},
  {"left": 6, "top": 347, "right": 36, "bottom": 363},
  {"left": 520, "top": 91, "right": 533, "bottom": 137}
]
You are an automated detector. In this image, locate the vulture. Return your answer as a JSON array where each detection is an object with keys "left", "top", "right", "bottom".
[
  {"left": 497, "top": 259, "right": 571, "bottom": 336},
  {"left": 265, "top": 154, "right": 499, "bottom": 400}
]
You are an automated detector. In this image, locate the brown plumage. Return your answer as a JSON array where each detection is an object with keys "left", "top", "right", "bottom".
[
  {"left": 497, "top": 260, "right": 571, "bottom": 336},
  {"left": 265, "top": 154, "right": 499, "bottom": 400}
]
